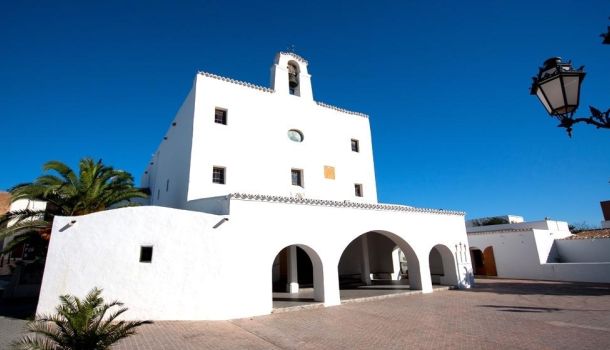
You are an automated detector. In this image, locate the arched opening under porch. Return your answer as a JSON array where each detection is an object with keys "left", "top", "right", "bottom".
[
  {"left": 271, "top": 244, "right": 324, "bottom": 309},
  {"left": 337, "top": 231, "right": 424, "bottom": 301},
  {"left": 428, "top": 244, "right": 459, "bottom": 286}
]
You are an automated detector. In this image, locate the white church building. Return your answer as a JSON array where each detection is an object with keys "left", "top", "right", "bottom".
[{"left": 37, "top": 52, "right": 473, "bottom": 320}]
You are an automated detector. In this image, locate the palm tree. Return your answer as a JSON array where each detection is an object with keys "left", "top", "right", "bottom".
[
  {"left": 12, "top": 288, "right": 151, "bottom": 350},
  {"left": 0, "top": 158, "right": 148, "bottom": 260}
]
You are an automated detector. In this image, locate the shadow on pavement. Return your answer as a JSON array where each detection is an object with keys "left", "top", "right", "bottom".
[{"left": 478, "top": 305, "right": 562, "bottom": 313}]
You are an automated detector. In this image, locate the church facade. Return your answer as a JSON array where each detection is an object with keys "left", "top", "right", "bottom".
[{"left": 37, "top": 53, "right": 473, "bottom": 320}]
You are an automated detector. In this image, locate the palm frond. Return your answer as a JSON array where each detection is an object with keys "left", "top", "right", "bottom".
[{"left": 15, "top": 288, "right": 151, "bottom": 350}]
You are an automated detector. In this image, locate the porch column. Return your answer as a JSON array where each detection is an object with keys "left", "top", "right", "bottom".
[
  {"left": 417, "top": 260, "right": 434, "bottom": 294},
  {"left": 360, "top": 235, "right": 372, "bottom": 285},
  {"left": 320, "top": 258, "right": 340, "bottom": 306},
  {"left": 392, "top": 248, "right": 401, "bottom": 280},
  {"left": 287, "top": 246, "right": 299, "bottom": 293}
]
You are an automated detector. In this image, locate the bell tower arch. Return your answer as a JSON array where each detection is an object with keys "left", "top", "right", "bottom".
[{"left": 270, "top": 52, "right": 313, "bottom": 101}]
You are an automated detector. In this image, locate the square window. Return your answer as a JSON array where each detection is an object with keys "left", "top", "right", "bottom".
[
  {"left": 213, "top": 167, "right": 226, "bottom": 184},
  {"left": 355, "top": 184, "right": 363, "bottom": 197},
  {"left": 140, "top": 246, "right": 153, "bottom": 263},
  {"left": 215, "top": 108, "right": 227, "bottom": 125},
  {"left": 351, "top": 139, "right": 360, "bottom": 152},
  {"left": 291, "top": 169, "right": 303, "bottom": 187}
]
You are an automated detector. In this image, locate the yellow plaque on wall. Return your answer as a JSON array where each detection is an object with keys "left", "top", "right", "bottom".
[{"left": 324, "top": 166, "right": 335, "bottom": 180}]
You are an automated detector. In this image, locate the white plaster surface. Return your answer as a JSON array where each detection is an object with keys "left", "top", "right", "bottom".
[
  {"left": 143, "top": 52, "right": 377, "bottom": 208},
  {"left": 36, "top": 53, "right": 472, "bottom": 321},
  {"left": 38, "top": 198, "right": 471, "bottom": 321},
  {"left": 555, "top": 238, "right": 610, "bottom": 263},
  {"left": 468, "top": 224, "right": 610, "bottom": 283}
]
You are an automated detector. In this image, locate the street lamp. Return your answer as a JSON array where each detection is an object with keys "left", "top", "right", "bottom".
[
  {"left": 531, "top": 57, "right": 610, "bottom": 137},
  {"left": 530, "top": 19, "right": 610, "bottom": 137}
]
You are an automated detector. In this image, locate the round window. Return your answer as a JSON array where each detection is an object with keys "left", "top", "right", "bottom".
[{"left": 287, "top": 129, "right": 304, "bottom": 142}]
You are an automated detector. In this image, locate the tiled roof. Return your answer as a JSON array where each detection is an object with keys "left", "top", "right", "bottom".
[
  {"left": 0, "top": 192, "right": 10, "bottom": 216},
  {"left": 279, "top": 51, "right": 308, "bottom": 64},
  {"left": 562, "top": 229, "right": 610, "bottom": 240},
  {"left": 467, "top": 228, "right": 533, "bottom": 235},
  {"left": 198, "top": 71, "right": 274, "bottom": 93},
  {"left": 316, "top": 101, "right": 369, "bottom": 118},
  {"left": 229, "top": 193, "right": 465, "bottom": 216},
  {"left": 198, "top": 72, "right": 368, "bottom": 118}
]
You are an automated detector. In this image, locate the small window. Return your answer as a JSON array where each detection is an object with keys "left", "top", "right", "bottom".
[
  {"left": 157, "top": 189, "right": 160, "bottom": 200},
  {"left": 166, "top": 179, "right": 169, "bottom": 192},
  {"left": 355, "top": 184, "right": 363, "bottom": 197},
  {"left": 140, "top": 246, "right": 153, "bottom": 263},
  {"left": 215, "top": 108, "right": 227, "bottom": 125},
  {"left": 351, "top": 139, "right": 360, "bottom": 152},
  {"left": 291, "top": 169, "right": 303, "bottom": 187},
  {"left": 213, "top": 166, "right": 226, "bottom": 184}
]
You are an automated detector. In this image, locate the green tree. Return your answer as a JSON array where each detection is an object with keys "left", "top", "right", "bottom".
[
  {"left": 12, "top": 288, "right": 151, "bottom": 350},
  {"left": 0, "top": 158, "right": 148, "bottom": 260}
]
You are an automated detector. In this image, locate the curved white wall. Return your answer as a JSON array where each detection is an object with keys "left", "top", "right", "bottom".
[{"left": 38, "top": 200, "right": 471, "bottom": 321}]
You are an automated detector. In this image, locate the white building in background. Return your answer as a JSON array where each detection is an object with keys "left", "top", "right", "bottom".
[
  {"left": 467, "top": 216, "right": 610, "bottom": 283},
  {"left": 37, "top": 52, "right": 473, "bottom": 321}
]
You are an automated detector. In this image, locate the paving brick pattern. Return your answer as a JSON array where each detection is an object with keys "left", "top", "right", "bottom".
[{"left": 3, "top": 279, "right": 610, "bottom": 349}]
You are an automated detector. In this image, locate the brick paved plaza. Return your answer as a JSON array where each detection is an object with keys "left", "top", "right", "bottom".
[{"left": 2, "top": 279, "right": 610, "bottom": 349}]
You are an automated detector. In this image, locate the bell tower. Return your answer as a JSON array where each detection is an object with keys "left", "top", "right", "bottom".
[{"left": 270, "top": 52, "right": 313, "bottom": 101}]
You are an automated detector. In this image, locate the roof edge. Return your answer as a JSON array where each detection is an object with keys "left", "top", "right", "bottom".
[{"left": 229, "top": 193, "right": 465, "bottom": 216}]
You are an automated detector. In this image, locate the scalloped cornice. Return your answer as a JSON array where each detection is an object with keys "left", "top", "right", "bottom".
[
  {"left": 467, "top": 228, "right": 534, "bottom": 235},
  {"left": 279, "top": 52, "right": 308, "bottom": 64},
  {"left": 198, "top": 71, "right": 274, "bottom": 93},
  {"left": 315, "top": 101, "right": 369, "bottom": 118},
  {"left": 229, "top": 193, "right": 464, "bottom": 216}
]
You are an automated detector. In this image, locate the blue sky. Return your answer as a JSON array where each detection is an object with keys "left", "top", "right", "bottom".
[{"left": 1, "top": 0, "right": 609, "bottom": 226}]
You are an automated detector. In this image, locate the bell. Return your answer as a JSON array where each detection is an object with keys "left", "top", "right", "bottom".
[
  {"left": 287, "top": 64, "right": 299, "bottom": 88},
  {"left": 289, "top": 72, "right": 299, "bottom": 88}
]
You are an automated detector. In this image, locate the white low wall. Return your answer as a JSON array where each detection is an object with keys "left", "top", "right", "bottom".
[
  {"left": 555, "top": 238, "right": 610, "bottom": 263},
  {"left": 38, "top": 198, "right": 472, "bottom": 321},
  {"left": 539, "top": 263, "right": 610, "bottom": 283},
  {"left": 468, "top": 230, "right": 610, "bottom": 283}
]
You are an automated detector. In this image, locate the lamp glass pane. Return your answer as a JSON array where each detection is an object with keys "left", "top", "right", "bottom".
[
  {"left": 536, "top": 89, "right": 552, "bottom": 114},
  {"left": 563, "top": 75, "right": 581, "bottom": 107},
  {"left": 538, "top": 77, "right": 565, "bottom": 113}
]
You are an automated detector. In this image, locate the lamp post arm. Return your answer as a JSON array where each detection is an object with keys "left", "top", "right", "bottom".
[{"left": 558, "top": 106, "right": 610, "bottom": 137}]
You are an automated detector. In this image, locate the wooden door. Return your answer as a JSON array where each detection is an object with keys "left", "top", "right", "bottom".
[{"left": 483, "top": 247, "right": 497, "bottom": 276}]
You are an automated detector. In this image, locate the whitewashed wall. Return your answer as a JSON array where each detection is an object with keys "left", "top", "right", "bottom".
[
  {"left": 187, "top": 73, "right": 377, "bottom": 204},
  {"left": 142, "top": 53, "right": 378, "bottom": 208},
  {"left": 469, "top": 230, "right": 544, "bottom": 279},
  {"left": 38, "top": 198, "right": 470, "bottom": 321},
  {"left": 141, "top": 83, "right": 196, "bottom": 208},
  {"left": 555, "top": 238, "right": 610, "bottom": 263},
  {"left": 468, "top": 229, "right": 610, "bottom": 283}
]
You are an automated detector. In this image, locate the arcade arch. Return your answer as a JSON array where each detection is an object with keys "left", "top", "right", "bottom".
[
  {"left": 337, "top": 231, "right": 424, "bottom": 294},
  {"left": 271, "top": 244, "right": 325, "bottom": 305}
]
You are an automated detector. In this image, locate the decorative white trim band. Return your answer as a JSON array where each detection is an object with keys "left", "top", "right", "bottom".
[
  {"left": 467, "top": 228, "right": 533, "bottom": 235},
  {"left": 229, "top": 193, "right": 464, "bottom": 216},
  {"left": 279, "top": 52, "right": 308, "bottom": 64},
  {"left": 315, "top": 101, "right": 369, "bottom": 118},
  {"left": 197, "top": 71, "right": 368, "bottom": 118},
  {"left": 198, "top": 71, "right": 274, "bottom": 93}
]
